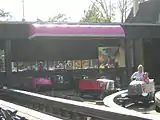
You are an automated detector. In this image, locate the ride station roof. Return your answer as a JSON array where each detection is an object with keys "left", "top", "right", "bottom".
[
  {"left": 12, "top": 23, "right": 126, "bottom": 61},
  {"left": 29, "top": 24, "right": 125, "bottom": 39}
]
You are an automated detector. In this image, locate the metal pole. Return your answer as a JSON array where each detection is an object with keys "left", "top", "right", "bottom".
[
  {"left": 22, "top": 0, "right": 25, "bottom": 21},
  {"left": 5, "top": 40, "right": 12, "bottom": 87}
]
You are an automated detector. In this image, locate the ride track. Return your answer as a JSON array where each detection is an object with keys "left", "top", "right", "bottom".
[
  {"left": 0, "top": 88, "right": 159, "bottom": 120},
  {"left": 103, "top": 90, "right": 160, "bottom": 117}
]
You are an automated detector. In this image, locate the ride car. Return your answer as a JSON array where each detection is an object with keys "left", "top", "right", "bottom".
[
  {"left": 78, "top": 75, "right": 115, "bottom": 99},
  {"left": 20, "top": 76, "right": 53, "bottom": 92},
  {"left": 128, "top": 78, "right": 155, "bottom": 104}
]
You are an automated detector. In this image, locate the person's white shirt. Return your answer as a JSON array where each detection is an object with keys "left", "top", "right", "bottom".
[{"left": 131, "top": 71, "right": 144, "bottom": 80}]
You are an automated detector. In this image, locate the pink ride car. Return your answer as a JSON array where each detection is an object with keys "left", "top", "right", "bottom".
[{"left": 23, "top": 77, "right": 53, "bottom": 91}]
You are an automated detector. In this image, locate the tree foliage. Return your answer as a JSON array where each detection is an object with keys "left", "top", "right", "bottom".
[
  {"left": 80, "top": 4, "right": 105, "bottom": 23},
  {"left": 0, "top": 9, "right": 10, "bottom": 17},
  {"left": 117, "top": 0, "right": 147, "bottom": 23},
  {"left": 48, "top": 13, "right": 70, "bottom": 22},
  {"left": 0, "top": 9, "right": 12, "bottom": 21},
  {"left": 36, "top": 18, "right": 44, "bottom": 23},
  {"left": 117, "top": 0, "right": 132, "bottom": 23},
  {"left": 80, "top": 0, "right": 115, "bottom": 23},
  {"left": 92, "top": 0, "right": 115, "bottom": 21}
]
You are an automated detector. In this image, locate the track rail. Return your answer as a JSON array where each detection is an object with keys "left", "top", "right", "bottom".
[{"left": 0, "top": 88, "right": 158, "bottom": 120}]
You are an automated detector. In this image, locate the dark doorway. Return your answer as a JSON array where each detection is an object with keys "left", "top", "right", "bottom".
[{"left": 143, "top": 39, "right": 160, "bottom": 84}]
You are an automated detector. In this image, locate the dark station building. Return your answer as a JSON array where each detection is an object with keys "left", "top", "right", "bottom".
[
  {"left": 0, "top": 23, "right": 131, "bottom": 88},
  {"left": 126, "top": 0, "right": 160, "bottom": 83},
  {"left": 0, "top": 23, "right": 132, "bottom": 88}
]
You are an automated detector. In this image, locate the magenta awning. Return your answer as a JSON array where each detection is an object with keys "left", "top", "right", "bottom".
[{"left": 29, "top": 24, "right": 125, "bottom": 39}]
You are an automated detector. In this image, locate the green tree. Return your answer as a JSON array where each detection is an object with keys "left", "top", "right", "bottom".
[
  {"left": 80, "top": 0, "right": 115, "bottom": 23},
  {"left": 48, "top": 13, "right": 70, "bottom": 22},
  {"left": 0, "top": 9, "right": 12, "bottom": 21},
  {"left": 80, "top": 4, "right": 107, "bottom": 23}
]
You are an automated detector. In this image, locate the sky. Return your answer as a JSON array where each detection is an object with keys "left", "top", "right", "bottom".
[{"left": 0, "top": 0, "right": 129, "bottom": 22}]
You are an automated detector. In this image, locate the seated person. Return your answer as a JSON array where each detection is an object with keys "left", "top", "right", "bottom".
[
  {"left": 130, "top": 64, "right": 144, "bottom": 80},
  {"left": 140, "top": 72, "right": 149, "bottom": 83}
]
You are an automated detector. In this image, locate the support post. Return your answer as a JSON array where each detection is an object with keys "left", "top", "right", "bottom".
[
  {"left": 134, "top": 39, "right": 144, "bottom": 66},
  {"left": 4, "top": 40, "right": 12, "bottom": 87},
  {"left": 124, "top": 39, "right": 132, "bottom": 88},
  {"left": 133, "top": 39, "right": 136, "bottom": 71}
]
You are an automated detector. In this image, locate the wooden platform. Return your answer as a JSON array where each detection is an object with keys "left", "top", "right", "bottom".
[{"left": 0, "top": 99, "right": 62, "bottom": 120}]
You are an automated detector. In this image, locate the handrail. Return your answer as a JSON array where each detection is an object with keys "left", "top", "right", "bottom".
[{"left": 0, "top": 88, "right": 156, "bottom": 120}]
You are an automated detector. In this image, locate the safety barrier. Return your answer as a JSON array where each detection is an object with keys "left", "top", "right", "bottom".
[{"left": 0, "top": 88, "right": 156, "bottom": 120}]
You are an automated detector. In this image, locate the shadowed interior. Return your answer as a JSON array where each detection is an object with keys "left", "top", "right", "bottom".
[{"left": 11, "top": 37, "right": 121, "bottom": 61}]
